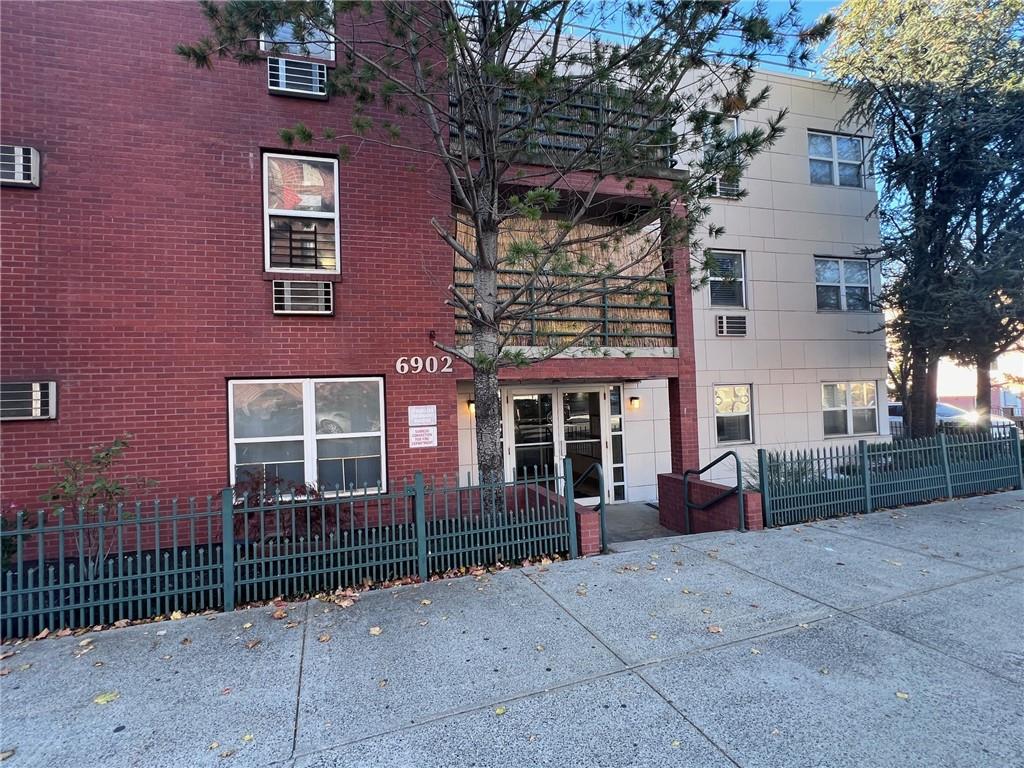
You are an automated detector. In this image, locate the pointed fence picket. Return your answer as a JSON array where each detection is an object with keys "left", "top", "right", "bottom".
[
  {"left": 1, "top": 465, "right": 578, "bottom": 639},
  {"left": 758, "top": 428, "right": 1023, "bottom": 527}
]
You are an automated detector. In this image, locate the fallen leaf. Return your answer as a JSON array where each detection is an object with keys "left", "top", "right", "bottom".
[
  {"left": 93, "top": 661, "right": 105, "bottom": 667},
  {"left": 896, "top": 691, "right": 910, "bottom": 701},
  {"left": 417, "top": 620, "right": 428, "bottom": 626},
  {"left": 244, "top": 639, "right": 261, "bottom": 650},
  {"left": 535, "top": 644, "right": 545, "bottom": 652},
  {"left": 318, "top": 633, "right": 331, "bottom": 643},
  {"left": 378, "top": 679, "right": 388, "bottom": 689},
  {"left": 420, "top": 599, "right": 432, "bottom": 606},
  {"left": 242, "top": 734, "right": 254, "bottom": 743},
  {"left": 750, "top": 648, "right": 761, "bottom": 655},
  {"left": 219, "top": 749, "right": 236, "bottom": 758},
  {"left": 708, "top": 625, "right": 723, "bottom": 634},
  {"left": 494, "top": 706, "right": 507, "bottom": 716},
  {"left": 170, "top": 611, "right": 185, "bottom": 621},
  {"left": 670, "top": 739, "right": 681, "bottom": 748},
  {"left": 208, "top": 741, "right": 220, "bottom": 751},
  {"left": 17, "top": 663, "right": 31, "bottom": 672},
  {"left": 0, "top": 669, "right": 10, "bottom": 677},
  {"left": 180, "top": 637, "right": 191, "bottom": 646},
  {"left": 818, "top": 667, "right": 829, "bottom": 675},
  {"left": 284, "top": 622, "right": 300, "bottom": 629},
  {"left": 34, "top": 628, "right": 50, "bottom": 640},
  {"left": 0, "top": 652, "right": 13, "bottom": 661},
  {"left": 93, "top": 691, "right": 120, "bottom": 705},
  {"left": 56, "top": 628, "right": 73, "bottom": 637},
  {"left": 369, "top": 626, "right": 382, "bottom": 637},
  {"left": 701, "top": 608, "right": 712, "bottom": 615},
  {"left": 160, "top": 655, "right": 172, "bottom": 661},
  {"left": 272, "top": 609, "right": 287, "bottom": 620},
  {"left": 242, "top": 622, "right": 253, "bottom": 630},
  {"left": 648, "top": 633, "right": 658, "bottom": 640},
  {"left": 78, "top": 638, "right": 93, "bottom": 647},
  {"left": 221, "top": 688, "right": 232, "bottom": 695}
]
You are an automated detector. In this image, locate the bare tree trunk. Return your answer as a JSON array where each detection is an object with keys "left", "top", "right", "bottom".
[{"left": 976, "top": 353, "right": 993, "bottom": 430}]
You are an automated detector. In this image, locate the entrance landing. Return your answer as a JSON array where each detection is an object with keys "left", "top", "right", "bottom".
[{"left": 604, "top": 502, "right": 676, "bottom": 545}]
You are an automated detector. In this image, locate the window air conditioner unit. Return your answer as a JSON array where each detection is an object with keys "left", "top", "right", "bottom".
[
  {"left": 0, "top": 145, "right": 40, "bottom": 188},
  {"left": 273, "top": 281, "right": 333, "bottom": 315},
  {"left": 715, "top": 315, "right": 747, "bottom": 337},
  {"left": 267, "top": 57, "right": 328, "bottom": 99},
  {"left": 0, "top": 381, "right": 57, "bottom": 420}
]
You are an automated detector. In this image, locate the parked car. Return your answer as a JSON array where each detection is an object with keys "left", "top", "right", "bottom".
[{"left": 888, "top": 402, "right": 1015, "bottom": 436}]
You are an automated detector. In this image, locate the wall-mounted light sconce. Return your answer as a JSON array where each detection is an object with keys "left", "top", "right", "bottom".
[
  {"left": 467, "top": 399, "right": 475, "bottom": 415},
  {"left": 629, "top": 396, "right": 641, "bottom": 410}
]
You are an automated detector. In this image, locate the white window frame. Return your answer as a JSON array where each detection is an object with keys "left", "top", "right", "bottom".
[
  {"left": 821, "top": 381, "right": 878, "bottom": 437},
  {"left": 808, "top": 131, "right": 864, "bottom": 188},
  {"left": 259, "top": 4, "right": 335, "bottom": 62},
  {"left": 228, "top": 377, "right": 386, "bottom": 495},
  {"left": 707, "top": 250, "right": 746, "bottom": 308},
  {"left": 710, "top": 116, "right": 740, "bottom": 198},
  {"left": 714, "top": 383, "right": 753, "bottom": 445},
  {"left": 815, "top": 257, "right": 872, "bottom": 312},
  {"left": 263, "top": 153, "right": 341, "bottom": 274}
]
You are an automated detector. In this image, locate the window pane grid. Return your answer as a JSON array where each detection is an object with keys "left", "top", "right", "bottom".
[
  {"left": 229, "top": 378, "right": 385, "bottom": 495},
  {"left": 714, "top": 384, "right": 752, "bottom": 443},
  {"left": 264, "top": 153, "right": 340, "bottom": 273},
  {"left": 808, "top": 132, "right": 863, "bottom": 188},
  {"left": 821, "top": 381, "right": 877, "bottom": 437},
  {"left": 815, "top": 258, "right": 871, "bottom": 311},
  {"left": 708, "top": 251, "right": 745, "bottom": 307}
]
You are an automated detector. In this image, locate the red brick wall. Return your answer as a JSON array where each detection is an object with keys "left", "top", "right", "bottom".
[
  {"left": 658, "top": 473, "right": 763, "bottom": 534},
  {"left": 0, "top": 1, "right": 699, "bottom": 508}
]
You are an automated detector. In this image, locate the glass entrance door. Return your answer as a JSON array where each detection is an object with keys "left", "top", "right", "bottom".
[
  {"left": 504, "top": 386, "right": 610, "bottom": 505},
  {"left": 509, "top": 393, "right": 556, "bottom": 479},
  {"left": 560, "top": 390, "right": 604, "bottom": 504}
]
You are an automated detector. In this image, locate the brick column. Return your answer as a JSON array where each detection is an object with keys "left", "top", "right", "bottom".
[{"left": 667, "top": 239, "right": 700, "bottom": 474}]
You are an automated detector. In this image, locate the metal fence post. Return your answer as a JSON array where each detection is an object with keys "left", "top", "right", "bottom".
[
  {"left": 563, "top": 457, "right": 579, "bottom": 559},
  {"left": 1011, "top": 427, "right": 1023, "bottom": 490},
  {"left": 736, "top": 454, "right": 746, "bottom": 532},
  {"left": 939, "top": 432, "right": 954, "bottom": 499},
  {"left": 859, "top": 440, "right": 873, "bottom": 515},
  {"left": 414, "top": 473, "right": 428, "bottom": 581},
  {"left": 220, "top": 488, "right": 235, "bottom": 612},
  {"left": 756, "top": 449, "right": 771, "bottom": 527}
]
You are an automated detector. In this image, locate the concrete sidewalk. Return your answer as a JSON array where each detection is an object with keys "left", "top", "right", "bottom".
[{"left": 2, "top": 492, "right": 1022, "bottom": 768}]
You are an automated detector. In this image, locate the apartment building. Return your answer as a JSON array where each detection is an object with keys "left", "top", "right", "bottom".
[
  {"left": 0, "top": 4, "right": 886, "bottom": 515},
  {"left": 0, "top": 1, "right": 700, "bottom": 509},
  {"left": 689, "top": 69, "right": 888, "bottom": 482}
]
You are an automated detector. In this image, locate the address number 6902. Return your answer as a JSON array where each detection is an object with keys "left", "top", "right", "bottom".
[{"left": 395, "top": 355, "right": 454, "bottom": 374}]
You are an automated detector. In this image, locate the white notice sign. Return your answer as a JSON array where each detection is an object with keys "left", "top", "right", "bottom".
[
  {"left": 409, "top": 426, "right": 438, "bottom": 448},
  {"left": 408, "top": 405, "right": 437, "bottom": 427}
]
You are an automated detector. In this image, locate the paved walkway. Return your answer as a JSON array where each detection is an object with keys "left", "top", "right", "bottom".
[{"left": 2, "top": 492, "right": 1022, "bottom": 767}]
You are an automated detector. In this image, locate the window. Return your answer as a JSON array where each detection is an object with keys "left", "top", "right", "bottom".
[
  {"left": 264, "top": 154, "right": 339, "bottom": 273},
  {"left": 0, "top": 381, "right": 56, "bottom": 420},
  {"left": 708, "top": 250, "right": 745, "bottom": 307},
  {"left": 822, "top": 381, "right": 878, "bottom": 436},
  {"left": 808, "top": 131, "right": 863, "bottom": 187},
  {"left": 229, "top": 378, "right": 385, "bottom": 493},
  {"left": 609, "top": 385, "right": 626, "bottom": 502},
  {"left": 714, "top": 384, "right": 752, "bottom": 443},
  {"left": 710, "top": 117, "right": 740, "bottom": 197},
  {"left": 260, "top": 7, "right": 335, "bottom": 61},
  {"left": 815, "top": 258, "right": 871, "bottom": 311}
]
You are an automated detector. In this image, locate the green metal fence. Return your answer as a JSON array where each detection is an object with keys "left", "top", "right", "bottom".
[
  {"left": 1, "top": 464, "right": 579, "bottom": 639},
  {"left": 758, "top": 429, "right": 1023, "bottom": 527}
]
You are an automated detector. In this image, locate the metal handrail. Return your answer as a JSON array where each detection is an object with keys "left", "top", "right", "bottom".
[
  {"left": 571, "top": 461, "right": 607, "bottom": 553},
  {"left": 681, "top": 451, "right": 745, "bottom": 534}
]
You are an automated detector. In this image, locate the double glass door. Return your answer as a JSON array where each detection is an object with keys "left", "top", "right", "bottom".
[{"left": 503, "top": 387, "right": 610, "bottom": 505}]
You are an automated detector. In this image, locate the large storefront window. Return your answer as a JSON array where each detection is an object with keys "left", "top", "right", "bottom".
[{"left": 229, "top": 377, "right": 385, "bottom": 494}]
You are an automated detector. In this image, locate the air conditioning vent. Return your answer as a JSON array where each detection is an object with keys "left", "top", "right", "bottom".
[
  {"left": 267, "top": 58, "right": 328, "bottom": 99},
  {"left": 273, "top": 281, "right": 333, "bottom": 314},
  {"left": 0, "top": 381, "right": 56, "bottom": 420},
  {"left": 712, "top": 177, "right": 740, "bottom": 198},
  {"left": 715, "top": 315, "right": 747, "bottom": 337},
  {"left": 0, "top": 145, "right": 40, "bottom": 188}
]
